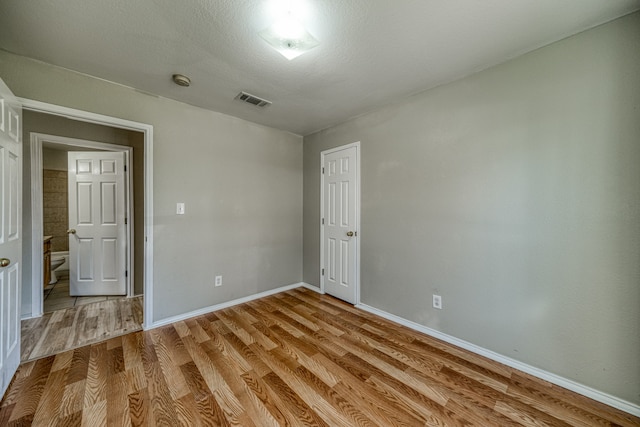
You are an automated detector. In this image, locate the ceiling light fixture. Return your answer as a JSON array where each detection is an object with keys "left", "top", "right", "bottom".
[{"left": 259, "top": 11, "right": 319, "bottom": 60}]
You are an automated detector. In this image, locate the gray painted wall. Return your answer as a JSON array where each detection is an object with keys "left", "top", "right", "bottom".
[
  {"left": 303, "top": 13, "right": 640, "bottom": 405},
  {"left": 1, "top": 51, "right": 303, "bottom": 322},
  {"left": 42, "top": 147, "right": 69, "bottom": 170}
]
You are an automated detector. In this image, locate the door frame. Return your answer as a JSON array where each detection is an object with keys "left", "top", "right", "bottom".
[
  {"left": 20, "top": 98, "right": 154, "bottom": 329},
  {"left": 319, "top": 141, "right": 361, "bottom": 304},
  {"left": 31, "top": 134, "right": 133, "bottom": 307}
]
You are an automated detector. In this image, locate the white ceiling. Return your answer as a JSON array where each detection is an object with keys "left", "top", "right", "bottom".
[{"left": 1, "top": 0, "right": 638, "bottom": 136}]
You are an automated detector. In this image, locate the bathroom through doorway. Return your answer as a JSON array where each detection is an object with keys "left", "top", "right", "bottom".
[{"left": 20, "top": 108, "right": 149, "bottom": 361}]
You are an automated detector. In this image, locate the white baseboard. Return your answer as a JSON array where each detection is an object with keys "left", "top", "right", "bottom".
[
  {"left": 147, "top": 282, "right": 305, "bottom": 330},
  {"left": 21, "top": 312, "right": 41, "bottom": 321},
  {"left": 300, "top": 282, "right": 324, "bottom": 294},
  {"left": 356, "top": 303, "right": 640, "bottom": 417}
]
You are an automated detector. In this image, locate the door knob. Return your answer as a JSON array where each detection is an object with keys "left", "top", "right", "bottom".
[
  {"left": 67, "top": 229, "right": 76, "bottom": 234},
  {"left": 346, "top": 231, "right": 354, "bottom": 237},
  {"left": 0, "top": 258, "right": 10, "bottom": 267}
]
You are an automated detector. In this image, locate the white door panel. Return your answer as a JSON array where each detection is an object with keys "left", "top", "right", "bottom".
[
  {"left": 68, "top": 152, "right": 126, "bottom": 296},
  {"left": 322, "top": 145, "right": 358, "bottom": 304},
  {"left": 0, "top": 78, "right": 21, "bottom": 399}
]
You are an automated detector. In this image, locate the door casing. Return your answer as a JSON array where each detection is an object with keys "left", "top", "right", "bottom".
[
  {"left": 20, "top": 98, "right": 154, "bottom": 329},
  {"left": 319, "top": 141, "right": 361, "bottom": 304}
]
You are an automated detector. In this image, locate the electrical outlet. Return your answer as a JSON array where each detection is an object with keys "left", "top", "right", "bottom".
[
  {"left": 176, "top": 202, "right": 185, "bottom": 215},
  {"left": 433, "top": 295, "right": 442, "bottom": 309},
  {"left": 215, "top": 275, "right": 223, "bottom": 287}
]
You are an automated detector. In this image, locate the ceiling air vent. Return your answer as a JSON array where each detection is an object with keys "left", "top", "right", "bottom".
[{"left": 234, "top": 91, "right": 272, "bottom": 108}]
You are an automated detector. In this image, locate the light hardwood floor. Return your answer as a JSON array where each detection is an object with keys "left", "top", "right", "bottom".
[
  {"left": 2, "top": 288, "right": 638, "bottom": 426},
  {"left": 21, "top": 296, "right": 143, "bottom": 362}
]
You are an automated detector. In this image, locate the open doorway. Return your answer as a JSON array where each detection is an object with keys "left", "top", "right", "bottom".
[
  {"left": 38, "top": 135, "right": 133, "bottom": 309},
  {"left": 19, "top": 107, "right": 152, "bottom": 361}
]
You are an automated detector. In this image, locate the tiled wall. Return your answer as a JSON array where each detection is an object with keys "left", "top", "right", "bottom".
[{"left": 43, "top": 169, "right": 68, "bottom": 252}]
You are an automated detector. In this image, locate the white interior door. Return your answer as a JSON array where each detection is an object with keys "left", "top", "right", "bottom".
[
  {"left": 0, "top": 78, "right": 21, "bottom": 398},
  {"left": 322, "top": 144, "right": 359, "bottom": 304},
  {"left": 68, "top": 151, "right": 126, "bottom": 296}
]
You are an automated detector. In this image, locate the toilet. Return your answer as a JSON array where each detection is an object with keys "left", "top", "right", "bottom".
[{"left": 50, "top": 257, "right": 65, "bottom": 284}]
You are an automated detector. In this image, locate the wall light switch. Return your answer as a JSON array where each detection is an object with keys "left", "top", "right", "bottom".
[{"left": 176, "top": 202, "right": 185, "bottom": 215}]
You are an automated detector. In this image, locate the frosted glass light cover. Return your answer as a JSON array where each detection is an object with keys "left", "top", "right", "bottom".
[{"left": 259, "top": 21, "right": 319, "bottom": 60}]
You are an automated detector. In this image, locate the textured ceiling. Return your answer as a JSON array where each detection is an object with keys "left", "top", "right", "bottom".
[{"left": 1, "top": 0, "right": 638, "bottom": 135}]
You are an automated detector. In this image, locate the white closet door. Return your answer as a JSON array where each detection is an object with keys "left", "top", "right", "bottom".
[{"left": 322, "top": 145, "right": 358, "bottom": 304}]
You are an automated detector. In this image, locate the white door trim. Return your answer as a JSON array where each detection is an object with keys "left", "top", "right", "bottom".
[
  {"left": 31, "top": 134, "right": 133, "bottom": 305},
  {"left": 319, "top": 141, "right": 361, "bottom": 304},
  {"left": 19, "top": 98, "right": 154, "bottom": 330}
]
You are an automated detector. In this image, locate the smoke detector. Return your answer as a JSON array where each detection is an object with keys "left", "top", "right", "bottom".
[
  {"left": 234, "top": 91, "right": 272, "bottom": 108},
  {"left": 172, "top": 74, "right": 191, "bottom": 87}
]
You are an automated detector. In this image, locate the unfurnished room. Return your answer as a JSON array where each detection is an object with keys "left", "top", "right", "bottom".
[{"left": 0, "top": 1, "right": 639, "bottom": 425}]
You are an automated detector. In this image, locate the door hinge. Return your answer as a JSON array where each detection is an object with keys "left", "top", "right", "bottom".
[
  {"left": 125, "top": 270, "right": 128, "bottom": 277},
  {"left": 124, "top": 217, "right": 128, "bottom": 225},
  {"left": 322, "top": 167, "right": 325, "bottom": 174},
  {"left": 124, "top": 165, "right": 127, "bottom": 172},
  {"left": 322, "top": 268, "right": 325, "bottom": 276},
  {"left": 322, "top": 218, "right": 324, "bottom": 225}
]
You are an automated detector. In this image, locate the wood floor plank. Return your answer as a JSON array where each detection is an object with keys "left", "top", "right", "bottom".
[
  {"left": 106, "top": 371, "right": 131, "bottom": 426},
  {"left": 127, "top": 388, "right": 150, "bottom": 427},
  {"left": 222, "top": 331, "right": 273, "bottom": 378},
  {"left": 293, "top": 363, "right": 376, "bottom": 426},
  {"left": 180, "top": 361, "right": 213, "bottom": 402},
  {"left": 146, "top": 361, "right": 181, "bottom": 426},
  {"left": 258, "top": 338, "right": 388, "bottom": 426},
  {"left": 59, "top": 379, "right": 86, "bottom": 419},
  {"left": 365, "top": 374, "right": 455, "bottom": 426},
  {"left": 180, "top": 334, "right": 228, "bottom": 393},
  {"left": 240, "top": 369, "right": 301, "bottom": 427},
  {"left": 206, "top": 339, "right": 280, "bottom": 427},
  {"left": 121, "top": 331, "right": 144, "bottom": 370},
  {"left": 7, "top": 356, "right": 54, "bottom": 422},
  {"left": 174, "top": 392, "right": 205, "bottom": 427},
  {"left": 30, "top": 365, "right": 69, "bottom": 425},
  {"left": 223, "top": 308, "right": 278, "bottom": 351},
  {"left": 63, "top": 307, "right": 86, "bottom": 350},
  {"left": 81, "top": 399, "right": 106, "bottom": 427},
  {"left": 261, "top": 371, "right": 330, "bottom": 427},
  {"left": 546, "top": 381, "right": 640, "bottom": 427},
  {"left": 184, "top": 318, "right": 211, "bottom": 343},
  {"left": 58, "top": 410, "right": 82, "bottom": 426},
  {"left": 258, "top": 322, "right": 340, "bottom": 388},
  {"left": 125, "top": 363, "right": 148, "bottom": 395},
  {"left": 150, "top": 328, "right": 191, "bottom": 401},
  {"left": 202, "top": 331, "right": 253, "bottom": 374},
  {"left": 195, "top": 394, "right": 231, "bottom": 427},
  {"left": 247, "top": 301, "right": 307, "bottom": 338},
  {"left": 494, "top": 399, "right": 572, "bottom": 427},
  {"left": 20, "top": 314, "right": 52, "bottom": 359},
  {"left": 83, "top": 342, "right": 108, "bottom": 409},
  {"left": 3, "top": 288, "right": 638, "bottom": 426}
]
